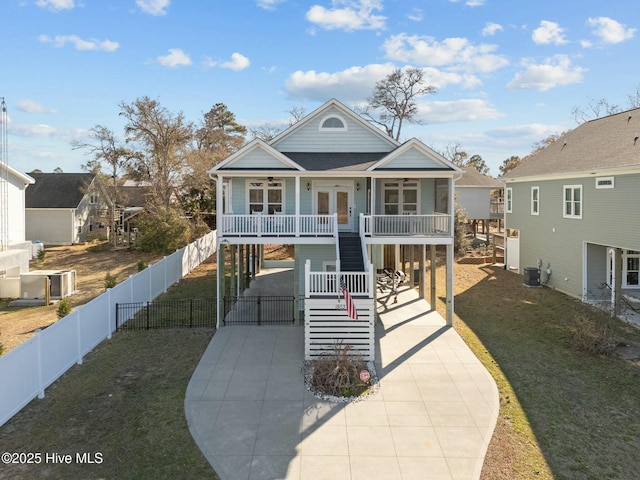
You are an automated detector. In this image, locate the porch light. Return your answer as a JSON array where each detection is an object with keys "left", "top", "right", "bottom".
[
  {"left": 306, "top": 182, "right": 311, "bottom": 191},
  {"left": 268, "top": 176, "right": 273, "bottom": 182},
  {"left": 356, "top": 182, "right": 360, "bottom": 191}
]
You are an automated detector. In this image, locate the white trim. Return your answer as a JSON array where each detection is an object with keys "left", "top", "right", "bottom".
[
  {"left": 595, "top": 176, "right": 615, "bottom": 189},
  {"left": 504, "top": 164, "right": 640, "bottom": 183},
  {"left": 368, "top": 138, "right": 460, "bottom": 172},
  {"left": 319, "top": 114, "right": 347, "bottom": 131},
  {"left": 247, "top": 178, "right": 284, "bottom": 214},
  {"left": 210, "top": 139, "right": 305, "bottom": 172},
  {"left": 562, "top": 184, "right": 582, "bottom": 219},
  {"left": 505, "top": 187, "right": 513, "bottom": 213},
  {"left": 530, "top": 186, "right": 539, "bottom": 215}
]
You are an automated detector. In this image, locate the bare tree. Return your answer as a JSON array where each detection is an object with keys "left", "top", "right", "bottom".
[
  {"left": 440, "top": 141, "right": 468, "bottom": 166},
  {"left": 499, "top": 155, "right": 523, "bottom": 176},
  {"left": 358, "top": 67, "right": 436, "bottom": 141},
  {"left": 119, "top": 97, "right": 193, "bottom": 209},
  {"left": 288, "top": 106, "right": 306, "bottom": 126},
  {"left": 72, "top": 124, "right": 140, "bottom": 246}
]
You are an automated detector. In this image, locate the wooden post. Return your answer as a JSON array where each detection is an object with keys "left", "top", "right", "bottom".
[
  {"left": 44, "top": 277, "right": 51, "bottom": 306},
  {"left": 409, "top": 244, "right": 415, "bottom": 287}
]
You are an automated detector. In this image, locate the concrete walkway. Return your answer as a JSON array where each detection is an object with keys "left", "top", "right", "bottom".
[{"left": 185, "top": 269, "right": 499, "bottom": 480}]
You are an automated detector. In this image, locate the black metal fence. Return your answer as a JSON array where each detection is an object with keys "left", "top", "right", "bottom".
[
  {"left": 223, "top": 296, "right": 295, "bottom": 326},
  {"left": 116, "top": 299, "right": 216, "bottom": 331}
]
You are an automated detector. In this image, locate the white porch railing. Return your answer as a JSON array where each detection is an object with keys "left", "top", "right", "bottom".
[
  {"left": 362, "top": 213, "right": 451, "bottom": 236},
  {"left": 304, "top": 260, "right": 374, "bottom": 298},
  {"left": 218, "top": 214, "right": 337, "bottom": 237}
]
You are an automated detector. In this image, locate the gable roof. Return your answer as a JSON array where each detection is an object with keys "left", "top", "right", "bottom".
[
  {"left": 213, "top": 139, "right": 304, "bottom": 171},
  {"left": 26, "top": 173, "right": 96, "bottom": 209},
  {"left": 368, "top": 138, "right": 460, "bottom": 172},
  {"left": 457, "top": 167, "right": 503, "bottom": 188},
  {"left": 269, "top": 98, "right": 400, "bottom": 150},
  {"left": 504, "top": 107, "right": 640, "bottom": 179},
  {"left": 5, "top": 165, "right": 35, "bottom": 186}
]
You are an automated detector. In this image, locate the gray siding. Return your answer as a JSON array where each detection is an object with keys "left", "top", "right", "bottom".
[
  {"left": 26, "top": 209, "right": 75, "bottom": 245},
  {"left": 506, "top": 172, "right": 640, "bottom": 299},
  {"left": 273, "top": 106, "right": 393, "bottom": 153},
  {"left": 383, "top": 148, "right": 443, "bottom": 169}
]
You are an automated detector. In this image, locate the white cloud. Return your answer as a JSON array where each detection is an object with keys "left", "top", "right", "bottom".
[
  {"left": 220, "top": 52, "right": 250, "bottom": 71},
  {"left": 256, "top": 0, "right": 286, "bottom": 10},
  {"left": 35, "top": 0, "right": 74, "bottom": 12},
  {"left": 507, "top": 54, "right": 586, "bottom": 91},
  {"left": 482, "top": 22, "right": 503, "bottom": 37},
  {"left": 16, "top": 99, "right": 56, "bottom": 114},
  {"left": 136, "top": 0, "right": 170, "bottom": 16},
  {"left": 285, "top": 63, "right": 479, "bottom": 102},
  {"left": 156, "top": 48, "right": 192, "bottom": 67},
  {"left": 38, "top": 34, "right": 119, "bottom": 52},
  {"left": 415, "top": 99, "right": 503, "bottom": 123},
  {"left": 486, "top": 123, "right": 564, "bottom": 140},
  {"left": 580, "top": 39, "right": 593, "bottom": 48},
  {"left": 532, "top": 20, "right": 568, "bottom": 45},
  {"left": 587, "top": 17, "right": 636, "bottom": 44},
  {"left": 448, "top": 0, "right": 485, "bottom": 6},
  {"left": 10, "top": 123, "right": 58, "bottom": 137},
  {"left": 407, "top": 8, "right": 423, "bottom": 22},
  {"left": 382, "top": 33, "right": 509, "bottom": 73},
  {"left": 286, "top": 64, "right": 393, "bottom": 101},
  {"left": 306, "top": 0, "right": 386, "bottom": 31}
]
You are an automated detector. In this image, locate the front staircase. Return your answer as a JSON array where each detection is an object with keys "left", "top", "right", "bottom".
[{"left": 338, "top": 233, "right": 365, "bottom": 272}]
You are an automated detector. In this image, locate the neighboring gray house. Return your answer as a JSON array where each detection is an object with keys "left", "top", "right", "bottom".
[
  {"left": 503, "top": 108, "right": 640, "bottom": 313},
  {"left": 25, "top": 173, "right": 112, "bottom": 245},
  {"left": 456, "top": 166, "right": 503, "bottom": 234},
  {"left": 209, "top": 99, "right": 461, "bottom": 360}
]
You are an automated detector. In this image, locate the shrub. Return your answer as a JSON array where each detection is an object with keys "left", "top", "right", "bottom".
[
  {"left": 36, "top": 248, "right": 46, "bottom": 261},
  {"left": 570, "top": 310, "right": 618, "bottom": 356},
  {"left": 56, "top": 298, "right": 72, "bottom": 319},
  {"left": 105, "top": 272, "right": 117, "bottom": 290},
  {"left": 136, "top": 207, "right": 192, "bottom": 255},
  {"left": 454, "top": 202, "right": 471, "bottom": 255},
  {"left": 137, "top": 259, "right": 148, "bottom": 272},
  {"left": 311, "top": 344, "right": 371, "bottom": 397}
]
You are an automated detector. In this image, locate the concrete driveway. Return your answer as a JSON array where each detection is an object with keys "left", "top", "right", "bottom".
[{"left": 185, "top": 269, "right": 499, "bottom": 480}]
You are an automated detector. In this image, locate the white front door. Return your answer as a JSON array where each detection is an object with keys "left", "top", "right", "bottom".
[{"left": 315, "top": 184, "right": 353, "bottom": 231}]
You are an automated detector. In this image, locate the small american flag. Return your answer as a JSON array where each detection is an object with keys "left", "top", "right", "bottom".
[{"left": 339, "top": 277, "right": 358, "bottom": 319}]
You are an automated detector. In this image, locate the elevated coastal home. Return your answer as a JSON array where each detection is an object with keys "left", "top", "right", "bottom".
[
  {"left": 209, "top": 99, "right": 461, "bottom": 360},
  {"left": 503, "top": 108, "right": 640, "bottom": 317},
  {"left": 25, "top": 173, "right": 112, "bottom": 245},
  {"left": 456, "top": 166, "right": 504, "bottom": 235}
]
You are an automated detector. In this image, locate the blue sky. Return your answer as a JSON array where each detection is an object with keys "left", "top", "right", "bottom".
[{"left": 1, "top": 0, "right": 638, "bottom": 176}]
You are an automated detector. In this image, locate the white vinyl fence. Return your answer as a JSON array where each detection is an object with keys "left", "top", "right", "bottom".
[{"left": 0, "top": 231, "right": 217, "bottom": 428}]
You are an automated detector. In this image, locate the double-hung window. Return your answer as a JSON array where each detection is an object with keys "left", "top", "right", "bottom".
[
  {"left": 563, "top": 185, "right": 582, "bottom": 219},
  {"left": 531, "top": 186, "right": 539, "bottom": 215},
  {"left": 248, "top": 180, "right": 283, "bottom": 214},
  {"left": 383, "top": 181, "right": 418, "bottom": 215},
  {"left": 505, "top": 187, "right": 513, "bottom": 213}
]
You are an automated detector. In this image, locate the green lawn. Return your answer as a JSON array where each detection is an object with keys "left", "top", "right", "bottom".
[
  {"left": 440, "top": 263, "right": 640, "bottom": 480},
  {"left": 0, "top": 259, "right": 219, "bottom": 480}
]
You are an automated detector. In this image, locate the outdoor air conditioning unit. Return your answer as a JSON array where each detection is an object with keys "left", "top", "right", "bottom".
[
  {"left": 523, "top": 267, "right": 540, "bottom": 287},
  {"left": 20, "top": 270, "right": 77, "bottom": 299}
]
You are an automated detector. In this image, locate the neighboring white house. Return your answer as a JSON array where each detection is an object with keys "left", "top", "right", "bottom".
[
  {"left": 25, "top": 173, "right": 112, "bottom": 246},
  {"left": 503, "top": 108, "right": 640, "bottom": 317},
  {"left": 0, "top": 166, "right": 35, "bottom": 297},
  {"left": 209, "top": 99, "right": 461, "bottom": 360}
]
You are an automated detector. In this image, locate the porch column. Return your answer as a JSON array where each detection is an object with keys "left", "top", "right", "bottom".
[
  {"left": 419, "top": 245, "right": 426, "bottom": 299},
  {"left": 230, "top": 245, "right": 236, "bottom": 298},
  {"left": 409, "top": 245, "right": 415, "bottom": 286},
  {"left": 430, "top": 245, "right": 437, "bottom": 309},
  {"left": 238, "top": 244, "right": 244, "bottom": 295},
  {"left": 446, "top": 243, "right": 454, "bottom": 326},
  {"left": 216, "top": 244, "right": 225, "bottom": 329},
  {"left": 294, "top": 245, "right": 300, "bottom": 325}
]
